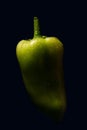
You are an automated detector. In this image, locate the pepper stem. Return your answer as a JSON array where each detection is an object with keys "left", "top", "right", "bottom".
[{"left": 34, "top": 17, "right": 41, "bottom": 38}]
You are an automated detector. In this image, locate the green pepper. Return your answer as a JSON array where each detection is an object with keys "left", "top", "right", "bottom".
[{"left": 16, "top": 17, "right": 66, "bottom": 121}]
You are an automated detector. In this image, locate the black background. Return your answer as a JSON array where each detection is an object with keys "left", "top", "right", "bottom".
[{"left": 1, "top": 0, "right": 87, "bottom": 129}]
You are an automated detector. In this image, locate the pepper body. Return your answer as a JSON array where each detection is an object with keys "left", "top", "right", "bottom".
[{"left": 16, "top": 17, "right": 66, "bottom": 121}]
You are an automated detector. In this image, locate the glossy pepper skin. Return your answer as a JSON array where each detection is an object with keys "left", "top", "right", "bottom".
[{"left": 16, "top": 17, "right": 66, "bottom": 121}]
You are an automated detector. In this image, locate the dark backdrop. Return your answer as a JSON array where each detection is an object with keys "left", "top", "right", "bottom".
[{"left": 1, "top": 0, "right": 87, "bottom": 129}]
